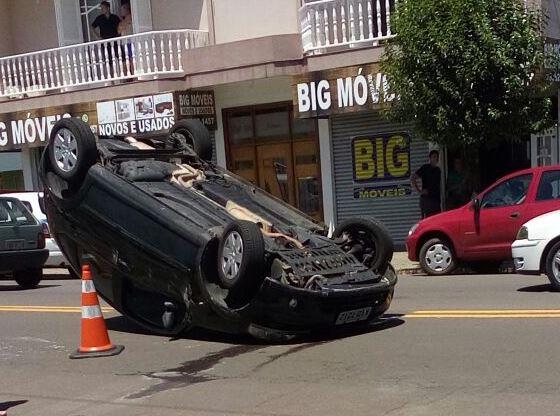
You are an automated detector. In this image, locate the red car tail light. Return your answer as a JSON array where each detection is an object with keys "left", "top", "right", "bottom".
[
  {"left": 41, "top": 222, "right": 51, "bottom": 239},
  {"left": 37, "top": 231, "right": 46, "bottom": 249}
]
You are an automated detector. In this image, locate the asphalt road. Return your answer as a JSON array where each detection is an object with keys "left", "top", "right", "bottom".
[{"left": 1, "top": 272, "right": 559, "bottom": 416}]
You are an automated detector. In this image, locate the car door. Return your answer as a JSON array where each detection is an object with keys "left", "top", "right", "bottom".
[
  {"left": 461, "top": 173, "right": 533, "bottom": 259},
  {"left": 529, "top": 169, "right": 560, "bottom": 217}
]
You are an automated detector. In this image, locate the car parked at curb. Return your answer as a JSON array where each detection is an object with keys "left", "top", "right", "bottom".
[
  {"left": 1, "top": 191, "right": 75, "bottom": 274},
  {"left": 0, "top": 196, "right": 49, "bottom": 288},
  {"left": 512, "top": 209, "right": 560, "bottom": 290},
  {"left": 40, "top": 117, "right": 397, "bottom": 340},
  {"left": 406, "top": 166, "right": 560, "bottom": 275}
]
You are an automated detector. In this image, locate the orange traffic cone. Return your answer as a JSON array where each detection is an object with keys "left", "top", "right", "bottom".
[{"left": 69, "top": 264, "right": 124, "bottom": 359}]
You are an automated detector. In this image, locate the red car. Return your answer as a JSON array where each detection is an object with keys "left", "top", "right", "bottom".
[{"left": 406, "top": 165, "right": 560, "bottom": 275}]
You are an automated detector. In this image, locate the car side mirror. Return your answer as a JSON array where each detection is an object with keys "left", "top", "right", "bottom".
[{"left": 472, "top": 197, "right": 481, "bottom": 211}]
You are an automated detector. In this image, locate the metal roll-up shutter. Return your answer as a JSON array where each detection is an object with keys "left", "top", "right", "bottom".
[{"left": 331, "top": 111, "right": 429, "bottom": 247}]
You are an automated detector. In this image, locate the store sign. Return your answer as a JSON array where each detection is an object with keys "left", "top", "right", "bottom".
[
  {"left": 352, "top": 133, "right": 411, "bottom": 199},
  {"left": 354, "top": 184, "right": 412, "bottom": 199},
  {"left": 173, "top": 90, "right": 216, "bottom": 130},
  {"left": 293, "top": 63, "right": 396, "bottom": 118},
  {"left": 0, "top": 103, "right": 97, "bottom": 152},
  {"left": 96, "top": 93, "right": 175, "bottom": 137}
]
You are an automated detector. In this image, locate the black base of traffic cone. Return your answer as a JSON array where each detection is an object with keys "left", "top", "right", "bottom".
[{"left": 69, "top": 344, "right": 124, "bottom": 359}]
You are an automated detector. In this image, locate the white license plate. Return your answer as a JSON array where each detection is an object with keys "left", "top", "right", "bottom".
[
  {"left": 335, "top": 307, "right": 372, "bottom": 325},
  {"left": 5, "top": 239, "right": 25, "bottom": 250}
]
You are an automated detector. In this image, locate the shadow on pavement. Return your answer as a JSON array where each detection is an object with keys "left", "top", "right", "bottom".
[
  {"left": 0, "top": 284, "right": 60, "bottom": 291},
  {"left": 0, "top": 400, "right": 28, "bottom": 411},
  {"left": 517, "top": 283, "right": 557, "bottom": 293},
  {"left": 106, "top": 314, "right": 405, "bottom": 345}
]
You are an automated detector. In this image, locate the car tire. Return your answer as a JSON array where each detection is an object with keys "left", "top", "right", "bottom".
[
  {"left": 14, "top": 268, "right": 42, "bottom": 289},
  {"left": 419, "top": 237, "right": 457, "bottom": 275},
  {"left": 333, "top": 217, "right": 394, "bottom": 274},
  {"left": 545, "top": 240, "right": 560, "bottom": 291},
  {"left": 169, "top": 119, "right": 213, "bottom": 161},
  {"left": 217, "top": 220, "right": 265, "bottom": 300},
  {"left": 48, "top": 118, "right": 97, "bottom": 186}
]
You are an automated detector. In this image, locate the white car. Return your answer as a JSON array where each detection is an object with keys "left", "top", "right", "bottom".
[
  {"left": 2, "top": 191, "right": 71, "bottom": 270},
  {"left": 512, "top": 209, "right": 560, "bottom": 290}
]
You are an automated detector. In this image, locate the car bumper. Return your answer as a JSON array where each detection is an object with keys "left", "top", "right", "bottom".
[
  {"left": 405, "top": 236, "right": 419, "bottom": 261},
  {"left": 0, "top": 249, "right": 49, "bottom": 272},
  {"left": 511, "top": 239, "right": 546, "bottom": 274},
  {"left": 243, "top": 266, "right": 398, "bottom": 336}
]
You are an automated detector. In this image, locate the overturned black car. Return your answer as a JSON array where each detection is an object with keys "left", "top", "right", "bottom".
[{"left": 40, "top": 117, "right": 397, "bottom": 340}]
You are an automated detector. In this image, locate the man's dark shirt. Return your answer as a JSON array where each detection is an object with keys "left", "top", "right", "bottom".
[
  {"left": 416, "top": 164, "right": 441, "bottom": 200},
  {"left": 92, "top": 13, "right": 121, "bottom": 39}
]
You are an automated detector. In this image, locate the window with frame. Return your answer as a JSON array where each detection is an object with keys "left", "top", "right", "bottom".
[
  {"left": 481, "top": 174, "right": 533, "bottom": 209},
  {"left": 536, "top": 170, "right": 560, "bottom": 201}
]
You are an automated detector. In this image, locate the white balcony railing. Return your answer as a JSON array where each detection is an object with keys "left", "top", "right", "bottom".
[
  {"left": 299, "top": 0, "right": 396, "bottom": 54},
  {"left": 0, "top": 29, "right": 209, "bottom": 99}
]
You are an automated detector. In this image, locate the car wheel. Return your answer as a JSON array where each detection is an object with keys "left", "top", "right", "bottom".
[
  {"left": 48, "top": 118, "right": 97, "bottom": 186},
  {"left": 419, "top": 238, "right": 457, "bottom": 275},
  {"left": 545, "top": 241, "right": 560, "bottom": 291},
  {"left": 217, "top": 220, "right": 265, "bottom": 301},
  {"left": 333, "top": 217, "right": 394, "bottom": 274},
  {"left": 169, "top": 119, "right": 213, "bottom": 161},
  {"left": 14, "top": 268, "right": 42, "bottom": 289}
]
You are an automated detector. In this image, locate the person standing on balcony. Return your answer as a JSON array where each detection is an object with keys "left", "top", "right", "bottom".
[
  {"left": 411, "top": 150, "right": 442, "bottom": 218},
  {"left": 92, "top": 1, "right": 121, "bottom": 40},
  {"left": 118, "top": 3, "right": 134, "bottom": 76},
  {"left": 92, "top": 1, "right": 121, "bottom": 78}
]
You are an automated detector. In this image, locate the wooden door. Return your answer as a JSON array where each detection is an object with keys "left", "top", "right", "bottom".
[{"left": 256, "top": 142, "right": 295, "bottom": 205}]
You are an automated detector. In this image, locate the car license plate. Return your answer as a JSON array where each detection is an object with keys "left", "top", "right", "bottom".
[
  {"left": 335, "top": 307, "right": 372, "bottom": 325},
  {"left": 5, "top": 239, "right": 25, "bottom": 250}
]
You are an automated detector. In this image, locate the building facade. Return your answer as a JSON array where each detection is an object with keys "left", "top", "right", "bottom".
[{"left": 0, "top": 0, "right": 558, "bottom": 246}]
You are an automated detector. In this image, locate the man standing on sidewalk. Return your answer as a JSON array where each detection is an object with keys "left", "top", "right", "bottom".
[{"left": 411, "top": 150, "right": 441, "bottom": 218}]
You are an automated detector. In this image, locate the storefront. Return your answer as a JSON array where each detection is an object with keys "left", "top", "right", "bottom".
[
  {"left": 0, "top": 89, "right": 217, "bottom": 190},
  {"left": 0, "top": 151, "right": 24, "bottom": 191},
  {"left": 293, "top": 63, "right": 430, "bottom": 246}
]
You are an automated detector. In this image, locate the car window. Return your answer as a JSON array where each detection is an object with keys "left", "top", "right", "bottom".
[
  {"left": 481, "top": 174, "right": 532, "bottom": 209},
  {"left": 536, "top": 170, "right": 560, "bottom": 201},
  {"left": 0, "top": 199, "right": 36, "bottom": 226}
]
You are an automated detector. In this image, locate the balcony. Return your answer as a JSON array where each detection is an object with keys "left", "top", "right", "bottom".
[
  {"left": 299, "top": 0, "right": 395, "bottom": 54},
  {"left": 0, "top": 29, "right": 209, "bottom": 99}
]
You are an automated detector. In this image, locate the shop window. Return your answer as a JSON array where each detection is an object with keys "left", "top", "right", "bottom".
[
  {"left": 255, "top": 109, "right": 289, "bottom": 141},
  {"left": 228, "top": 111, "right": 253, "bottom": 145},
  {"left": 292, "top": 117, "right": 316, "bottom": 140}
]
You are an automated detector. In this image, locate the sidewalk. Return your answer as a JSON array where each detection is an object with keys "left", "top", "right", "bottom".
[{"left": 392, "top": 251, "right": 422, "bottom": 275}]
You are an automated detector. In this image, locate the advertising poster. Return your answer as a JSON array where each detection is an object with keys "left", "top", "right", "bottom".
[
  {"left": 97, "top": 93, "right": 175, "bottom": 137},
  {"left": 352, "top": 132, "right": 412, "bottom": 199}
]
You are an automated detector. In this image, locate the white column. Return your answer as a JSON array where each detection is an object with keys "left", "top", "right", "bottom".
[{"left": 318, "top": 118, "right": 336, "bottom": 227}]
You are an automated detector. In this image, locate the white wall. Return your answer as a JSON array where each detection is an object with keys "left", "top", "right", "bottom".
[
  {"left": 543, "top": 0, "right": 560, "bottom": 39},
  {"left": 0, "top": 0, "right": 13, "bottom": 56},
  {"left": 8, "top": 0, "right": 59, "bottom": 54},
  {"left": 151, "top": 0, "right": 209, "bottom": 31},
  {"left": 213, "top": 76, "right": 293, "bottom": 166},
  {"left": 212, "top": 0, "right": 300, "bottom": 44}
]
